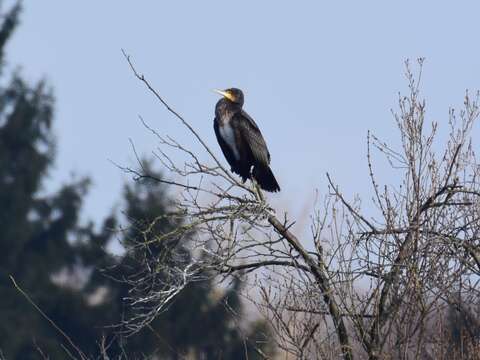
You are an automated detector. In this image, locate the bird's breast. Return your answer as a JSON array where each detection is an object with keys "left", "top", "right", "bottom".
[{"left": 219, "top": 121, "right": 240, "bottom": 160}]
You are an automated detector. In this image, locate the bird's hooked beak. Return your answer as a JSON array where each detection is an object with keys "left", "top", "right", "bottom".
[{"left": 213, "top": 89, "right": 235, "bottom": 102}]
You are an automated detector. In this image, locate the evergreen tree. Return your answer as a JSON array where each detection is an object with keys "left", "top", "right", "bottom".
[{"left": 0, "top": 3, "right": 115, "bottom": 357}]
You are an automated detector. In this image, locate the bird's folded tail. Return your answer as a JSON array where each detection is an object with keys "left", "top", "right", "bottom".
[{"left": 252, "top": 165, "right": 280, "bottom": 192}]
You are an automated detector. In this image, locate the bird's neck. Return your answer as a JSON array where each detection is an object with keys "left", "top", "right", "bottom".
[{"left": 215, "top": 98, "right": 242, "bottom": 122}]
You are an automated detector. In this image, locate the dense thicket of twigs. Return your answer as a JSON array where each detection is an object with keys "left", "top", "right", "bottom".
[{"left": 122, "top": 55, "right": 480, "bottom": 359}]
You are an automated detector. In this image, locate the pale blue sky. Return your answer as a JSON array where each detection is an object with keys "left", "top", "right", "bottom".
[{"left": 7, "top": 1, "right": 480, "bottom": 224}]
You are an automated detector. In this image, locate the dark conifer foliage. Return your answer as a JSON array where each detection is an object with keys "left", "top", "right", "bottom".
[{"left": 0, "top": 3, "right": 114, "bottom": 356}]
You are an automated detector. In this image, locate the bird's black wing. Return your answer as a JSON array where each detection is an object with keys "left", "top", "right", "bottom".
[
  {"left": 234, "top": 110, "right": 271, "bottom": 166},
  {"left": 214, "top": 117, "right": 238, "bottom": 172}
]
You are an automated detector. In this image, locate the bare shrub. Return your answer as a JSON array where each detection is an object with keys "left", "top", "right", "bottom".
[{"left": 121, "top": 54, "right": 480, "bottom": 359}]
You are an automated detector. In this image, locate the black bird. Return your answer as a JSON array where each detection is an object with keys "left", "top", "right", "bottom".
[{"left": 213, "top": 88, "right": 280, "bottom": 192}]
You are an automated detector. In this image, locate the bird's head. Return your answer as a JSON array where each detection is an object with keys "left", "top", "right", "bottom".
[{"left": 213, "top": 88, "right": 244, "bottom": 106}]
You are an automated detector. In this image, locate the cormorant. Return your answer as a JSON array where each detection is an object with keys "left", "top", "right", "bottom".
[{"left": 213, "top": 88, "right": 280, "bottom": 192}]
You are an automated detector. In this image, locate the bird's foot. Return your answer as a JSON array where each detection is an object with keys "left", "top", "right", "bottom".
[{"left": 251, "top": 178, "right": 265, "bottom": 204}]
